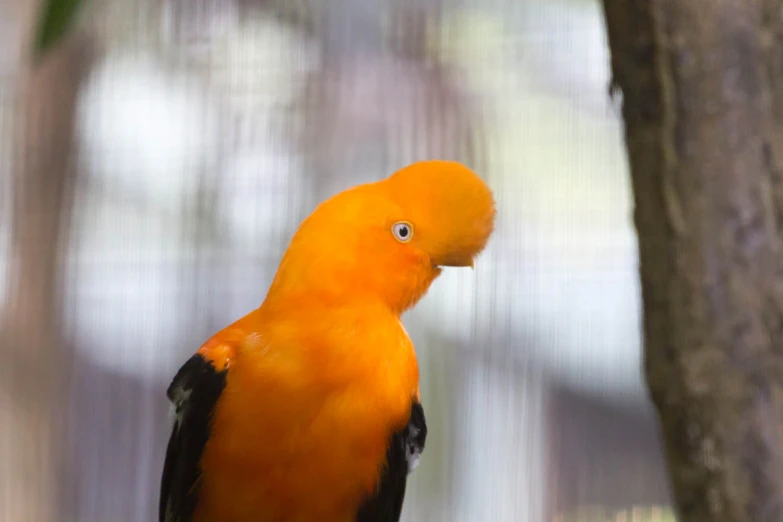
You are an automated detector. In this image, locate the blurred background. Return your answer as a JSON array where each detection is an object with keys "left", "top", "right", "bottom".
[{"left": 0, "top": 0, "right": 676, "bottom": 521}]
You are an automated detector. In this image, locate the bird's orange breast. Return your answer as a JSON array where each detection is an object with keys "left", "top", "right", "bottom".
[{"left": 193, "top": 303, "right": 419, "bottom": 522}]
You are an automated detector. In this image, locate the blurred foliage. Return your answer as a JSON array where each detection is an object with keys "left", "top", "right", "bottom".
[
  {"left": 0, "top": 1, "right": 667, "bottom": 520},
  {"left": 34, "top": 0, "right": 85, "bottom": 57}
]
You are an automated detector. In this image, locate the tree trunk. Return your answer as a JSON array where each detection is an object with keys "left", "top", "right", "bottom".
[
  {"left": 601, "top": 0, "right": 783, "bottom": 521},
  {"left": 0, "top": 25, "right": 94, "bottom": 522}
]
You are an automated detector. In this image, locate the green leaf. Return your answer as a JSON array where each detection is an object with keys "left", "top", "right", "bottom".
[{"left": 33, "top": 0, "right": 84, "bottom": 59}]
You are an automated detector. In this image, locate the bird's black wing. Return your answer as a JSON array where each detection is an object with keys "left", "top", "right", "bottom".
[
  {"left": 356, "top": 400, "right": 428, "bottom": 522},
  {"left": 159, "top": 354, "right": 228, "bottom": 522}
]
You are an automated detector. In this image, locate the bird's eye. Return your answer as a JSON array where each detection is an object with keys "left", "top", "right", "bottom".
[{"left": 392, "top": 222, "right": 414, "bottom": 243}]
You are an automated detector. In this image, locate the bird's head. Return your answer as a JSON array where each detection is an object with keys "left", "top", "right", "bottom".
[{"left": 266, "top": 160, "right": 496, "bottom": 314}]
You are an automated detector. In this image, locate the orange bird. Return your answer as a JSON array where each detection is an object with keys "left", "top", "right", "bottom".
[{"left": 159, "top": 160, "right": 496, "bottom": 522}]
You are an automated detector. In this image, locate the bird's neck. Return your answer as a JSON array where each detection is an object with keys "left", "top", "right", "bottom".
[
  {"left": 261, "top": 288, "right": 401, "bottom": 322},
  {"left": 264, "top": 260, "right": 441, "bottom": 316}
]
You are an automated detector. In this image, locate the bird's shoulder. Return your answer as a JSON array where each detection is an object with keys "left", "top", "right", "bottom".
[
  {"left": 167, "top": 343, "right": 232, "bottom": 410},
  {"left": 197, "top": 338, "right": 237, "bottom": 370},
  {"left": 166, "top": 335, "right": 239, "bottom": 413},
  {"left": 159, "top": 335, "right": 243, "bottom": 522}
]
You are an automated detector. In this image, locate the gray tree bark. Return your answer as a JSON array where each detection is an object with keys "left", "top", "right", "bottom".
[{"left": 601, "top": 0, "right": 783, "bottom": 520}]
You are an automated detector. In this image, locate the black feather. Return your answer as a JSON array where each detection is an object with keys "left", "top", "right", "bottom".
[
  {"left": 159, "top": 354, "right": 227, "bottom": 522},
  {"left": 356, "top": 400, "right": 427, "bottom": 522}
]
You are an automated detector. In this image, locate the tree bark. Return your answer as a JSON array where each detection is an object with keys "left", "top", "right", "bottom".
[
  {"left": 601, "top": 0, "right": 783, "bottom": 521},
  {"left": 0, "top": 25, "right": 93, "bottom": 522}
]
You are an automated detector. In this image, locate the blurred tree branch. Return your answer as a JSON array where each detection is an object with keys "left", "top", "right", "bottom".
[
  {"left": 602, "top": 0, "right": 783, "bottom": 520},
  {"left": 0, "top": 15, "right": 94, "bottom": 520}
]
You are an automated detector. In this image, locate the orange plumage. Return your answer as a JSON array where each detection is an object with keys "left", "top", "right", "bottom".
[{"left": 160, "top": 160, "right": 495, "bottom": 522}]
